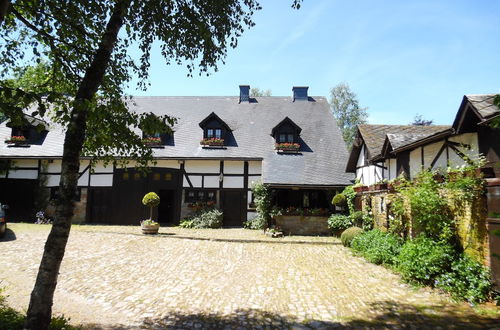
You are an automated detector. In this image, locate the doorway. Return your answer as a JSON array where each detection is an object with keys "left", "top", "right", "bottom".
[
  {"left": 158, "top": 189, "right": 175, "bottom": 224},
  {"left": 221, "top": 190, "right": 246, "bottom": 227}
]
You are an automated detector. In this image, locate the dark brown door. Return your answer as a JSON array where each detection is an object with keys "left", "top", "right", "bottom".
[
  {"left": 158, "top": 189, "right": 175, "bottom": 224},
  {"left": 221, "top": 190, "right": 246, "bottom": 227},
  {"left": 0, "top": 179, "right": 37, "bottom": 222},
  {"left": 87, "top": 188, "right": 113, "bottom": 223}
]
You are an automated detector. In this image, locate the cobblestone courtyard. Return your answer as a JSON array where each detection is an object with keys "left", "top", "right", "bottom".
[{"left": 1, "top": 224, "right": 499, "bottom": 329}]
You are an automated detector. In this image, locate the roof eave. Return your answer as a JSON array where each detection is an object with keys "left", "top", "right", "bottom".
[{"left": 391, "top": 128, "right": 454, "bottom": 154}]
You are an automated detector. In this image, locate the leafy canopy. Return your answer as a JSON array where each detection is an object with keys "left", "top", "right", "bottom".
[{"left": 329, "top": 82, "right": 368, "bottom": 149}]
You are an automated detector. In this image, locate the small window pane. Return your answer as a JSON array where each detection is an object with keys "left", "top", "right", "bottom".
[
  {"left": 287, "top": 134, "right": 294, "bottom": 142},
  {"left": 207, "top": 129, "right": 214, "bottom": 138},
  {"left": 122, "top": 172, "right": 129, "bottom": 180},
  {"left": 279, "top": 134, "right": 286, "bottom": 142},
  {"left": 133, "top": 173, "right": 141, "bottom": 181},
  {"left": 188, "top": 191, "right": 195, "bottom": 197},
  {"left": 215, "top": 129, "right": 222, "bottom": 138},
  {"left": 153, "top": 173, "right": 161, "bottom": 181},
  {"left": 207, "top": 191, "right": 215, "bottom": 200},
  {"left": 197, "top": 191, "right": 204, "bottom": 199},
  {"left": 164, "top": 173, "right": 172, "bottom": 181}
]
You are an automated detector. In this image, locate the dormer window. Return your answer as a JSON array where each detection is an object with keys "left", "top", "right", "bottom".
[
  {"left": 142, "top": 131, "right": 169, "bottom": 148},
  {"left": 5, "top": 116, "right": 48, "bottom": 147},
  {"left": 271, "top": 117, "right": 302, "bottom": 152},
  {"left": 199, "top": 112, "right": 231, "bottom": 147}
]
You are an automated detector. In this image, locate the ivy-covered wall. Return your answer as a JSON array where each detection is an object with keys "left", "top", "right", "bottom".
[{"left": 358, "top": 182, "right": 490, "bottom": 266}]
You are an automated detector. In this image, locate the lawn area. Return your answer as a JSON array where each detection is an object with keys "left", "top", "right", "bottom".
[{"left": 1, "top": 223, "right": 499, "bottom": 329}]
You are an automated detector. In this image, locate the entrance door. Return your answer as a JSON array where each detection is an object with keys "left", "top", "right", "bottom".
[
  {"left": 158, "top": 190, "right": 175, "bottom": 224},
  {"left": 221, "top": 190, "right": 246, "bottom": 227}
]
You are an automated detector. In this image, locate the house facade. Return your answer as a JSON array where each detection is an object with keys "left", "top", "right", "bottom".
[{"left": 0, "top": 85, "right": 353, "bottom": 226}]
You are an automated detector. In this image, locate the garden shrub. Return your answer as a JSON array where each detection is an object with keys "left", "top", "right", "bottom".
[
  {"left": 436, "top": 254, "right": 491, "bottom": 304},
  {"left": 331, "top": 193, "right": 346, "bottom": 207},
  {"left": 351, "top": 229, "right": 403, "bottom": 265},
  {"left": 350, "top": 211, "right": 374, "bottom": 231},
  {"left": 340, "top": 227, "right": 363, "bottom": 247},
  {"left": 244, "top": 214, "right": 266, "bottom": 230},
  {"left": 186, "top": 209, "right": 223, "bottom": 229},
  {"left": 327, "top": 214, "right": 353, "bottom": 232},
  {"left": 397, "top": 236, "right": 455, "bottom": 285}
]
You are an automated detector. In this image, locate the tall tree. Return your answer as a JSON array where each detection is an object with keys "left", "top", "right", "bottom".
[
  {"left": 329, "top": 82, "right": 368, "bottom": 149},
  {"left": 0, "top": 1, "right": 302, "bottom": 328},
  {"left": 411, "top": 113, "right": 433, "bottom": 126},
  {"left": 250, "top": 87, "right": 272, "bottom": 97}
]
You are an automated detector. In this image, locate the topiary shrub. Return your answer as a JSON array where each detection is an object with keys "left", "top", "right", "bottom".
[
  {"left": 331, "top": 193, "right": 346, "bottom": 207},
  {"left": 340, "top": 227, "right": 363, "bottom": 247},
  {"left": 436, "top": 254, "right": 492, "bottom": 304},
  {"left": 142, "top": 192, "right": 160, "bottom": 221},
  {"left": 244, "top": 214, "right": 266, "bottom": 230},
  {"left": 351, "top": 229, "right": 403, "bottom": 265},
  {"left": 397, "top": 236, "right": 455, "bottom": 285},
  {"left": 327, "top": 214, "right": 353, "bottom": 233}
]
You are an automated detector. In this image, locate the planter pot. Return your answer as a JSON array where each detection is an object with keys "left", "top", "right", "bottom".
[
  {"left": 353, "top": 186, "right": 365, "bottom": 193},
  {"left": 141, "top": 223, "right": 160, "bottom": 235}
]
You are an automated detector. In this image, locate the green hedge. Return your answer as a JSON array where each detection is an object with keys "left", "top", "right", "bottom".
[{"left": 351, "top": 229, "right": 402, "bottom": 265}]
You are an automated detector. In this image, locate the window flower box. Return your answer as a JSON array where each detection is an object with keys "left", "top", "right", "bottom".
[
  {"left": 200, "top": 138, "right": 224, "bottom": 147},
  {"left": 142, "top": 137, "right": 163, "bottom": 147},
  {"left": 275, "top": 142, "right": 300, "bottom": 152},
  {"left": 353, "top": 185, "right": 368, "bottom": 193},
  {"left": 5, "top": 136, "right": 28, "bottom": 146}
]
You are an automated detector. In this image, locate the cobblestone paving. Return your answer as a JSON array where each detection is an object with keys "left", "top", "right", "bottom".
[{"left": 1, "top": 224, "right": 499, "bottom": 329}]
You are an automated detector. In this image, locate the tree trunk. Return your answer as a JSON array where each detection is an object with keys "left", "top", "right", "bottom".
[
  {"left": 0, "top": 0, "right": 10, "bottom": 24},
  {"left": 24, "top": 1, "right": 130, "bottom": 329}
]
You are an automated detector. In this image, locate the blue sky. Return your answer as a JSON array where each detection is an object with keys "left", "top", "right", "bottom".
[{"left": 126, "top": 0, "right": 500, "bottom": 125}]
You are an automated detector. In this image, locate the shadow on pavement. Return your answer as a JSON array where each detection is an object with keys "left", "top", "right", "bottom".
[
  {"left": 81, "top": 301, "right": 500, "bottom": 329},
  {"left": 0, "top": 228, "right": 16, "bottom": 242}
]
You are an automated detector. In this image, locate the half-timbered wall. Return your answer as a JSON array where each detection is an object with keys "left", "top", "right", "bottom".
[
  {"left": 407, "top": 132, "right": 479, "bottom": 179},
  {"left": 355, "top": 145, "right": 385, "bottom": 185}
]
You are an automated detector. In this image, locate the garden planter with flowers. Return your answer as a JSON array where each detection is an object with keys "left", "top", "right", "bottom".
[
  {"left": 141, "top": 192, "right": 161, "bottom": 234},
  {"left": 200, "top": 138, "right": 225, "bottom": 148},
  {"left": 275, "top": 142, "right": 300, "bottom": 153},
  {"left": 142, "top": 137, "right": 163, "bottom": 148},
  {"left": 5, "top": 136, "right": 28, "bottom": 147}
]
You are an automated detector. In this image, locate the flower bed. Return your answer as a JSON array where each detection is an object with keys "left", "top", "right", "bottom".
[
  {"left": 142, "top": 137, "right": 162, "bottom": 147},
  {"left": 200, "top": 138, "right": 224, "bottom": 146},
  {"left": 4, "top": 136, "right": 27, "bottom": 144},
  {"left": 275, "top": 142, "right": 300, "bottom": 152}
]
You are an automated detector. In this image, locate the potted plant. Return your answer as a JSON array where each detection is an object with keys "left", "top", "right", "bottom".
[
  {"left": 141, "top": 192, "right": 161, "bottom": 234},
  {"left": 200, "top": 138, "right": 224, "bottom": 146},
  {"left": 265, "top": 225, "right": 283, "bottom": 238}
]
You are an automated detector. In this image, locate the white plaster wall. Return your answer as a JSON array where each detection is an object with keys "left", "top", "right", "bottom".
[
  {"left": 8, "top": 169, "right": 38, "bottom": 179},
  {"left": 15, "top": 159, "right": 38, "bottom": 168},
  {"left": 248, "top": 161, "right": 262, "bottom": 175},
  {"left": 78, "top": 170, "right": 89, "bottom": 186},
  {"left": 223, "top": 176, "right": 244, "bottom": 188},
  {"left": 387, "top": 158, "right": 397, "bottom": 180},
  {"left": 204, "top": 175, "right": 219, "bottom": 188},
  {"left": 357, "top": 165, "right": 382, "bottom": 185},
  {"left": 183, "top": 175, "right": 202, "bottom": 188},
  {"left": 90, "top": 174, "right": 113, "bottom": 186},
  {"left": 185, "top": 160, "right": 219, "bottom": 173},
  {"left": 47, "top": 159, "right": 62, "bottom": 172},
  {"left": 356, "top": 145, "right": 366, "bottom": 167},
  {"left": 448, "top": 133, "right": 479, "bottom": 168},
  {"left": 47, "top": 175, "right": 61, "bottom": 187},
  {"left": 224, "top": 160, "right": 244, "bottom": 174},
  {"left": 154, "top": 160, "right": 181, "bottom": 169},
  {"left": 249, "top": 176, "right": 262, "bottom": 187},
  {"left": 409, "top": 148, "right": 422, "bottom": 179},
  {"left": 92, "top": 161, "right": 114, "bottom": 173}
]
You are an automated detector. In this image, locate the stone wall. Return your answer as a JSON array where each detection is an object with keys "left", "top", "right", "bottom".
[
  {"left": 357, "top": 190, "right": 490, "bottom": 266},
  {"left": 275, "top": 215, "right": 329, "bottom": 236}
]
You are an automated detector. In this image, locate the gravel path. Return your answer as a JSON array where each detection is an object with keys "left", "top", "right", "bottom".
[{"left": 1, "top": 224, "right": 498, "bottom": 329}]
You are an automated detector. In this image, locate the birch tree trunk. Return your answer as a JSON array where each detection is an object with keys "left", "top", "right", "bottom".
[{"left": 25, "top": 1, "right": 130, "bottom": 328}]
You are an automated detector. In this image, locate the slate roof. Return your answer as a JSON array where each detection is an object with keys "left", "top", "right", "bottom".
[
  {"left": 0, "top": 96, "right": 353, "bottom": 187},
  {"left": 358, "top": 124, "right": 450, "bottom": 159},
  {"left": 466, "top": 94, "right": 500, "bottom": 120}
]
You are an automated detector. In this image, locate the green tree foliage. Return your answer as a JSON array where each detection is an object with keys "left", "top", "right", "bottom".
[
  {"left": 0, "top": 1, "right": 303, "bottom": 327},
  {"left": 329, "top": 82, "right": 368, "bottom": 149},
  {"left": 250, "top": 87, "right": 272, "bottom": 97}
]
